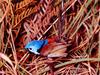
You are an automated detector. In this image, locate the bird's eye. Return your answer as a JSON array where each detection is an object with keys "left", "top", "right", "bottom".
[{"left": 29, "top": 48, "right": 32, "bottom": 50}]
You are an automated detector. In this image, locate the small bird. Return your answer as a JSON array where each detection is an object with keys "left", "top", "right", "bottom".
[
  {"left": 25, "top": 39, "right": 48, "bottom": 55},
  {"left": 25, "top": 37, "right": 68, "bottom": 57}
]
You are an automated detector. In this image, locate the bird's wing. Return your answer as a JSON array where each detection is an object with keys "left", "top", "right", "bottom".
[{"left": 40, "top": 42, "right": 67, "bottom": 57}]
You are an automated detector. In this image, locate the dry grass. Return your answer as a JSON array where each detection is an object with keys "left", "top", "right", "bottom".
[{"left": 0, "top": 0, "right": 100, "bottom": 75}]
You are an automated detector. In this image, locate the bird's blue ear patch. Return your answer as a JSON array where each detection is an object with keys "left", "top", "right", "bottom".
[{"left": 44, "top": 40, "right": 48, "bottom": 45}]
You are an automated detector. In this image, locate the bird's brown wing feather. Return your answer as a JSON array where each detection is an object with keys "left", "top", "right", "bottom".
[{"left": 40, "top": 42, "right": 67, "bottom": 57}]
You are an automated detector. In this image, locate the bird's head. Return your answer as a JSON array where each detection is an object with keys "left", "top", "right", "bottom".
[
  {"left": 25, "top": 40, "right": 48, "bottom": 55},
  {"left": 25, "top": 41, "right": 40, "bottom": 55}
]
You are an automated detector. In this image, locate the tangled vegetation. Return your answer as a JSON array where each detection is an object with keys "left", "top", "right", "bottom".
[{"left": 0, "top": 0, "right": 100, "bottom": 75}]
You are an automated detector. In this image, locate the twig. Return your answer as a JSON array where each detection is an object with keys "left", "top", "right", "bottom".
[{"left": 39, "top": 58, "right": 100, "bottom": 74}]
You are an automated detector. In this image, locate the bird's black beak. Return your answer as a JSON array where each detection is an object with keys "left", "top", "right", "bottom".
[{"left": 25, "top": 48, "right": 29, "bottom": 50}]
